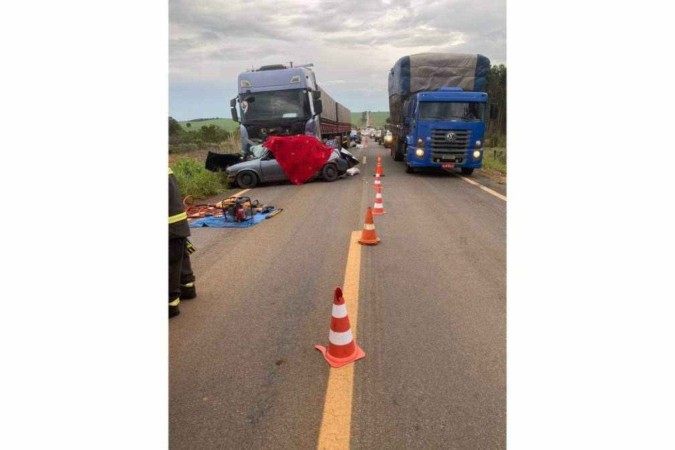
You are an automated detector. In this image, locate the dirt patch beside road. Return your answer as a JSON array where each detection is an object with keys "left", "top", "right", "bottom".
[{"left": 477, "top": 167, "right": 506, "bottom": 186}]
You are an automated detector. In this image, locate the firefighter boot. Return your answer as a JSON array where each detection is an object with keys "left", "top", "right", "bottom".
[
  {"left": 169, "top": 299, "right": 181, "bottom": 318},
  {"left": 180, "top": 282, "right": 197, "bottom": 300}
]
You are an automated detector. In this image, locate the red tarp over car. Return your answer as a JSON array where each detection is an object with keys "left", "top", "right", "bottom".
[{"left": 264, "top": 135, "right": 333, "bottom": 185}]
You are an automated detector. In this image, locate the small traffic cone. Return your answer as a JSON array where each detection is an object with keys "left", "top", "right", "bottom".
[
  {"left": 373, "top": 188, "right": 386, "bottom": 215},
  {"left": 373, "top": 172, "right": 382, "bottom": 191},
  {"left": 315, "top": 287, "right": 366, "bottom": 368},
  {"left": 358, "top": 207, "right": 380, "bottom": 245},
  {"left": 373, "top": 157, "right": 385, "bottom": 177}
]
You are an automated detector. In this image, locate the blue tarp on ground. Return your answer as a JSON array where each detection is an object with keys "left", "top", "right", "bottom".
[{"left": 188, "top": 209, "right": 275, "bottom": 228}]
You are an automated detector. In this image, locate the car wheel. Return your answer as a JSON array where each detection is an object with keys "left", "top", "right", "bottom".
[
  {"left": 322, "top": 163, "right": 338, "bottom": 182},
  {"left": 461, "top": 168, "right": 474, "bottom": 176},
  {"left": 236, "top": 171, "right": 258, "bottom": 188}
]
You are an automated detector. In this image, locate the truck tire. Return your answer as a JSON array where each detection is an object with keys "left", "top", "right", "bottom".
[
  {"left": 405, "top": 164, "right": 415, "bottom": 174},
  {"left": 393, "top": 142, "right": 404, "bottom": 161},
  {"left": 321, "top": 163, "right": 338, "bottom": 182},
  {"left": 236, "top": 171, "right": 258, "bottom": 188},
  {"left": 461, "top": 168, "right": 474, "bottom": 176}
]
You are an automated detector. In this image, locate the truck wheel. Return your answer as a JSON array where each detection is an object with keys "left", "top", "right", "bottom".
[
  {"left": 405, "top": 164, "right": 415, "bottom": 174},
  {"left": 393, "top": 141, "right": 404, "bottom": 161},
  {"left": 236, "top": 171, "right": 258, "bottom": 188},
  {"left": 461, "top": 168, "right": 474, "bottom": 176},
  {"left": 322, "top": 163, "right": 338, "bottom": 182}
]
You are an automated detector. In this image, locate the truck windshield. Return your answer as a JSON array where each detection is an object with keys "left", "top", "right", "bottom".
[
  {"left": 419, "top": 102, "right": 485, "bottom": 122},
  {"left": 241, "top": 90, "right": 310, "bottom": 122}
]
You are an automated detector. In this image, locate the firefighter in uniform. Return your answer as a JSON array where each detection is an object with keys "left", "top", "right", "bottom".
[{"left": 169, "top": 168, "right": 196, "bottom": 318}]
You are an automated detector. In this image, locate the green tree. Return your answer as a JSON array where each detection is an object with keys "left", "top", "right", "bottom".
[
  {"left": 486, "top": 65, "right": 507, "bottom": 142},
  {"left": 169, "top": 117, "right": 182, "bottom": 136}
]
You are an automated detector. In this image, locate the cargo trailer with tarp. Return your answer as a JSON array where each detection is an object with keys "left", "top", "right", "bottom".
[{"left": 387, "top": 53, "right": 496, "bottom": 175}]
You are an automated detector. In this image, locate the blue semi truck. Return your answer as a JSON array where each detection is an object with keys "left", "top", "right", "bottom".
[
  {"left": 229, "top": 63, "right": 351, "bottom": 156},
  {"left": 388, "top": 53, "right": 497, "bottom": 175}
]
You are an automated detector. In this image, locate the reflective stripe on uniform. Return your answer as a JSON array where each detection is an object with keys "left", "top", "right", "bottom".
[
  {"left": 169, "top": 298, "right": 180, "bottom": 307},
  {"left": 181, "top": 282, "right": 194, "bottom": 287},
  {"left": 168, "top": 168, "right": 174, "bottom": 175},
  {"left": 169, "top": 211, "right": 187, "bottom": 224}
]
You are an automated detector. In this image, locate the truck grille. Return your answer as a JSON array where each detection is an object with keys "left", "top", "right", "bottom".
[{"left": 430, "top": 129, "right": 471, "bottom": 153}]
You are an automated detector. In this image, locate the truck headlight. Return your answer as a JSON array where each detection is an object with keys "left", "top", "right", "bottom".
[
  {"left": 417, "top": 138, "right": 423, "bottom": 146},
  {"left": 473, "top": 150, "right": 481, "bottom": 159},
  {"left": 384, "top": 135, "right": 392, "bottom": 142},
  {"left": 415, "top": 148, "right": 425, "bottom": 157},
  {"left": 475, "top": 140, "right": 482, "bottom": 147}
]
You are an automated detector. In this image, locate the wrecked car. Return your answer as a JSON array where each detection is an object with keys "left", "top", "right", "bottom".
[{"left": 226, "top": 144, "right": 358, "bottom": 188}]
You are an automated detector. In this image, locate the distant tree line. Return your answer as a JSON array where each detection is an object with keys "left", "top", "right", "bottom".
[
  {"left": 169, "top": 117, "right": 232, "bottom": 145},
  {"left": 189, "top": 117, "right": 225, "bottom": 122},
  {"left": 486, "top": 64, "right": 506, "bottom": 145}
]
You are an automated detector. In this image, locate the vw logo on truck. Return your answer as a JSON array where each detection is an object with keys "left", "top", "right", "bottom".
[{"left": 445, "top": 132, "right": 456, "bottom": 142}]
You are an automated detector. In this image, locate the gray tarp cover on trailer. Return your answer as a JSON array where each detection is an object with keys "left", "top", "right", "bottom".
[{"left": 388, "top": 53, "right": 490, "bottom": 124}]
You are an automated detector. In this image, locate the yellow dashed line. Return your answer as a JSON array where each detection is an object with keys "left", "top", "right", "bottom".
[{"left": 317, "top": 231, "right": 362, "bottom": 449}]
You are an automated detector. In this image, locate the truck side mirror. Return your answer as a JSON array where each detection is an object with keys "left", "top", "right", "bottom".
[
  {"left": 230, "top": 98, "right": 239, "bottom": 123},
  {"left": 312, "top": 90, "right": 321, "bottom": 100},
  {"left": 490, "top": 103, "right": 499, "bottom": 120},
  {"left": 314, "top": 99, "right": 323, "bottom": 115}
]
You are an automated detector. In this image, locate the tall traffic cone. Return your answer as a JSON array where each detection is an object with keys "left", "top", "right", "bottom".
[
  {"left": 358, "top": 207, "right": 380, "bottom": 245},
  {"left": 373, "top": 155, "right": 385, "bottom": 177},
  {"left": 315, "top": 287, "right": 366, "bottom": 368},
  {"left": 373, "top": 172, "right": 382, "bottom": 191},
  {"left": 373, "top": 187, "right": 386, "bottom": 215}
]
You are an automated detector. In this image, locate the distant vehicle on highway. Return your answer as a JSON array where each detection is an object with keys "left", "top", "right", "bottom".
[
  {"left": 349, "top": 130, "right": 361, "bottom": 145},
  {"left": 382, "top": 130, "right": 393, "bottom": 148},
  {"left": 226, "top": 144, "right": 358, "bottom": 188}
]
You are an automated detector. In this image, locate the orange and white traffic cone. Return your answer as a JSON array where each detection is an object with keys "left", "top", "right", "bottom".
[
  {"left": 373, "top": 155, "right": 385, "bottom": 177},
  {"left": 358, "top": 207, "right": 380, "bottom": 245},
  {"left": 315, "top": 287, "right": 366, "bottom": 368},
  {"left": 373, "top": 172, "right": 382, "bottom": 192},
  {"left": 373, "top": 187, "right": 386, "bottom": 215}
]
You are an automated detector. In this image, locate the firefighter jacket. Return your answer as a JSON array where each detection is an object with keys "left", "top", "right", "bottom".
[{"left": 169, "top": 168, "right": 190, "bottom": 239}]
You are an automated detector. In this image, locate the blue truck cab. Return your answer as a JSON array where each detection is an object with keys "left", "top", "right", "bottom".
[{"left": 403, "top": 87, "right": 488, "bottom": 175}]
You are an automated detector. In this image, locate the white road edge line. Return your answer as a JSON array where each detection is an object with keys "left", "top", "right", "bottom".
[
  {"left": 232, "top": 189, "right": 250, "bottom": 197},
  {"left": 460, "top": 177, "right": 506, "bottom": 201}
]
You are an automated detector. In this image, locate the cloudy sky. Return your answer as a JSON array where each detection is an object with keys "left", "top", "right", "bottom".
[{"left": 169, "top": 0, "right": 505, "bottom": 121}]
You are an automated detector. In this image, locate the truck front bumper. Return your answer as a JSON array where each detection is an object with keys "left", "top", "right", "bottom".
[{"left": 407, "top": 148, "right": 484, "bottom": 169}]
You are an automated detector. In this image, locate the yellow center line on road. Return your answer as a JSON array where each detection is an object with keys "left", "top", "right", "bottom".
[
  {"left": 317, "top": 231, "right": 362, "bottom": 450},
  {"left": 459, "top": 176, "right": 507, "bottom": 201}
]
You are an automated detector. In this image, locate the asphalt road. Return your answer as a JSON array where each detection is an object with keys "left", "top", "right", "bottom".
[{"left": 170, "top": 140, "right": 506, "bottom": 449}]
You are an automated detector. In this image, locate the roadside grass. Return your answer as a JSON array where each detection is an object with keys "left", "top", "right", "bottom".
[
  {"left": 482, "top": 147, "right": 506, "bottom": 174},
  {"left": 351, "top": 111, "right": 389, "bottom": 128},
  {"left": 171, "top": 157, "right": 229, "bottom": 199},
  {"left": 178, "top": 118, "right": 239, "bottom": 132}
]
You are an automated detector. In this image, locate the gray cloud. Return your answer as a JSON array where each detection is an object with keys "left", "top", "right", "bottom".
[{"left": 169, "top": 0, "right": 505, "bottom": 117}]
